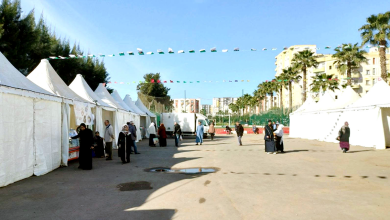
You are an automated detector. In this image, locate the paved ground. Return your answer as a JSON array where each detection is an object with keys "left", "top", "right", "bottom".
[{"left": 1, "top": 134, "right": 390, "bottom": 220}]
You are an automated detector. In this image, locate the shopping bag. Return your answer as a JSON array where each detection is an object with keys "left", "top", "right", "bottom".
[
  {"left": 180, "top": 135, "right": 183, "bottom": 141},
  {"left": 153, "top": 138, "right": 159, "bottom": 144}
]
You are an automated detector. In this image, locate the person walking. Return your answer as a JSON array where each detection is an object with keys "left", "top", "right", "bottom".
[
  {"left": 158, "top": 123, "right": 167, "bottom": 147},
  {"left": 208, "top": 122, "right": 216, "bottom": 140},
  {"left": 225, "top": 125, "right": 232, "bottom": 134},
  {"left": 71, "top": 123, "right": 94, "bottom": 170},
  {"left": 104, "top": 120, "right": 115, "bottom": 160},
  {"left": 118, "top": 124, "right": 132, "bottom": 164},
  {"left": 252, "top": 124, "right": 258, "bottom": 134},
  {"left": 236, "top": 122, "right": 244, "bottom": 146},
  {"left": 275, "top": 123, "right": 285, "bottom": 153},
  {"left": 148, "top": 122, "right": 157, "bottom": 147},
  {"left": 196, "top": 121, "right": 204, "bottom": 145},
  {"left": 265, "top": 120, "right": 276, "bottom": 154},
  {"left": 338, "top": 121, "right": 351, "bottom": 153},
  {"left": 128, "top": 121, "right": 140, "bottom": 154},
  {"left": 173, "top": 122, "right": 181, "bottom": 147},
  {"left": 93, "top": 131, "right": 105, "bottom": 158}
]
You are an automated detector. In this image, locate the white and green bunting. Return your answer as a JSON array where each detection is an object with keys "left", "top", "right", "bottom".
[
  {"left": 251, "top": 48, "right": 256, "bottom": 51},
  {"left": 178, "top": 50, "right": 185, "bottom": 53},
  {"left": 146, "top": 52, "right": 154, "bottom": 55},
  {"left": 211, "top": 47, "right": 217, "bottom": 52},
  {"left": 168, "top": 48, "right": 174, "bottom": 54},
  {"left": 128, "top": 51, "right": 134, "bottom": 55},
  {"left": 119, "top": 52, "right": 125, "bottom": 56},
  {"left": 222, "top": 49, "right": 228, "bottom": 52},
  {"left": 234, "top": 47, "right": 239, "bottom": 51},
  {"left": 158, "top": 49, "right": 164, "bottom": 54},
  {"left": 200, "top": 49, "right": 206, "bottom": 53},
  {"left": 262, "top": 48, "right": 267, "bottom": 51},
  {"left": 189, "top": 49, "right": 195, "bottom": 53}
]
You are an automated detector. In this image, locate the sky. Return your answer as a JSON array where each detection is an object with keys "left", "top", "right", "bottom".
[{"left": 20, "top": 0, "right": 389, "bottom": 105}]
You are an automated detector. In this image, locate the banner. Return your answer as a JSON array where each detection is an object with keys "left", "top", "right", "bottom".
[{"left": 74, "top": 103, "right": 94, "bottom": 126}]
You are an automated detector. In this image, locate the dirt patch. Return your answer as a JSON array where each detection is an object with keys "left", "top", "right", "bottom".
[{"left": 117, "top": 181, "right": 153, "bottom": 191}]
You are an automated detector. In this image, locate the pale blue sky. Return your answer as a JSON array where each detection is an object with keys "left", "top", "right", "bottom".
[{"left": 21, "top": 0, "right": 389, "bottom": 104}]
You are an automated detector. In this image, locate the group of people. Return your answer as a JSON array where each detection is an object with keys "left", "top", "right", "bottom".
[
  {"left": 71, "top": 120, "right": 141, "bottom": 170},
  {"left": 264, "top": 120, "right": 285, "bottom": 154}
]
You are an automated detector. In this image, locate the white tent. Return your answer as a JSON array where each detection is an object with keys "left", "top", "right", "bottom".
[
  {"left": 94, "top": 84, "right": 129, "bottom": 148},
  {"left": 27, "top": 60, "right": 96, "bottom": 166},
  {"left": 0, "top": 53, "right": 62, "bottom": 187},
  {"left": 111, "top": 90, "right": 139, "bottom": 137},
  {"left": 68, "top": 74, "right": 116, "bottom": 137},
  {"left": 123, "top": 95, "right": 146, "bottom": 140},
  {"left": 135, "top": 98, "right": 157, "bottom": 138},
  {"left": 328, "top": 80, "right": 390, "bottom": 149}
]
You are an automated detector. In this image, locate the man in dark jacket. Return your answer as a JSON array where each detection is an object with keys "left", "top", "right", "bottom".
[
  {"left": 127, "top": 121, "right": 140, "bottom": 154},
  {"left": 173, "top": 122, "right": 181, "bottom": 147},
  {"left": 235, "top": 122, "right": 244, "bottom": 146}
]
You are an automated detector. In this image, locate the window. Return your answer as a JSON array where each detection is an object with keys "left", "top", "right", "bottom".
[
  {"left": 373, "top": 58, "right": 375, "bottom": 65},
  {"left": 366, "top": 70, "right": 370, "bottom": 75},
  {"left": 366, "top": 80, "right": 370, "bottom": 85},
  {"left": 329, "top": 66, "right": 332, "bottom": 70},
  {"left": 373, "top": 79, "right": 376, "bottom": 85},
  {"left": 373, "top": 68, "right": 375, "bottom": 75},
  {"left": 366, "top": 90, "right": 369, "bottom": 94}
]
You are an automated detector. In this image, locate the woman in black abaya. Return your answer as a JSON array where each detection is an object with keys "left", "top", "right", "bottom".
[
  {"left": 72, "top": 123, "right": 94, "bottom": 170},
  {"left": 264, "top": 120, "right": 277, "bottom": 154}
]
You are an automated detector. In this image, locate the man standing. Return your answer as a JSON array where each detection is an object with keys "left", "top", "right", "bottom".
[
  {"left": 128, "top": 121, "right": 140, "bottom": 154},
  {"left": 173, "top": 122, "right": 181, "bottom": 147},
  {"left": 272, "top": 121, "right": 277, "bottom": 131},
  {"left": 196, "top": 121, "right": 204, "bottom": 145},
  {"left": 236, "top": 122, "right": 244, "bottom": 146},
  {"left": 104, "top": 120, "right": 115, "bottom": 160}
]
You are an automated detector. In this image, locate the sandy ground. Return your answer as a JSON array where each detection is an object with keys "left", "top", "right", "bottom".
[{"left": 0, "top": 134, "right": 389, "bottom": 220}]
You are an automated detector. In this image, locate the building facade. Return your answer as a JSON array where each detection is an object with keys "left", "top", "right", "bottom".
[
  {"left": 201, "top": 104, "right": 213, "bottom": 115},
  {"left": 172, "top": 99, "right": 201, "bottom": 113},
  {"left": 274, "top": 45, "right": 390, "bottom": 109},
  {"left": 212, "top": 97, "right": 238, "bottom": 115}
]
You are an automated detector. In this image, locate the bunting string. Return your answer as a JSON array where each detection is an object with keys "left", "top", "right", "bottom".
[{"left": 46, "top": 45, "right": 384, "bottom": 60}]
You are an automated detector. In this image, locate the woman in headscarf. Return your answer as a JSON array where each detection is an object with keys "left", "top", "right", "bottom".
[
  {"left": 148, "top": 122, "right": 157, "bottom": 147},
  {"left": 93, "top": 131, "right": 105, "bottom": 158},
  {"left": 338, "top": 122, "right": 350, "bottom": 153},
  {"left": 118, "top": 124, "right": 133, "bottom": 164},
  {"left": 264, "top": 120, "right": 276, "bottom": 154},
  {"left": 158, "top": 123, "right": 167, "bottom": 147},
  {"left": 208, "top": 122, "right": 216, "bottom": 140},
  {"left": 275, "top": 123, "right": 285, "bottom": 153},
  {"left": 71, "top": 123, "right": 94, "bottom": 170}
]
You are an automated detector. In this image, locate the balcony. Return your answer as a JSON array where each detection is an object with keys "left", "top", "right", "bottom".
[
  {"left": 313, "top": 67, "right": 325, "bottom": 73},
  {"left": 351, "top": 84, "right": 360, "bottom": 89}
]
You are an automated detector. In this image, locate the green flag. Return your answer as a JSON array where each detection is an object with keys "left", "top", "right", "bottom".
[
  {"left": 211, "top": 47, "right": 217, "bottom": 52},
  {"left": 200, "top": 49, "right": 206, "bottom": 53},
  {"left": 197, "top": 81, "right": 200, "bottom": 83},
  {"left": 177, "top": 81, "right": 180, "bottom": 83},
  {"left": 157, "top": 49, "right": 164, "bottom": 54},
  {"left": 128, "top": 51, "right": 134, "bottom": 55},
  {"left": 119, "top": 52, "right": 125, "bottom": 56},
  {"left": 251, "top": 48, "right": 256, "bottom": 51},
  {"left": 189, "top": 50, "right": 195, "bottom": 53}
]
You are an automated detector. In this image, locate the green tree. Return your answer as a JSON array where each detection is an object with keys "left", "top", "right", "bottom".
[
  {"left": 263, "top": 81, "right": 278, "bottom": 110},
  {"left": 292, "top": 49, "right": 319, "bottom": 102},
  {"left": 136, "top": 73, "right": 173, "bottom": 109},
  {"left": 332, "top": 43, "right": 367, "bottom": 85},
  {"left": 310, "top": 73, "right": 340, "bottom": 93},
  {"left": 280, "top": 67, "right": 302, "bottom": 110},
  {"left": 275, "top": 75, "right": 288, "bottom": 109},
  {"left": 254, "top": 84, "right": 266, "bottom": 113},
  {"left": 359, "top": 11, "right": 390, "bottom": 82},
  {"left": 229, "top": 103, "right": 239, "bottom": 114},
  {"left": 200, "top": 109, "right": 207, "bottom": 115}
]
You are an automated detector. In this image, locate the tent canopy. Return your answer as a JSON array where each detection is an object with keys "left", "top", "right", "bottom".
[
  {"left": 329, "top": 86, "right": 361, "bottom": 110},
  {"left": 292, "top": 95, "right": 314, "bottom": 114},
  {"left": 0, "top": 53, "right": 59, "bottom": 100},
  {"left": 111, "top": 90, "right": 135, "bottom": 112},
  {"left": 123, "top": 95, "right": 147, "bottom": 116},
  {"left": 135, "top": 97, "right": 156, "bottom": 118},
  {"left": 94, "top": 83, "right": 126, "bottom": 111},
  {"left": 304, "top": 90, "right": 335, "bottom": 112},
  {"left": 347, "top": 80, "right": 390, "bottom": 109},
  {"left": 27, "top": 60, "right": 93, "bottom": 104},
  {"left": 69, "top": 74, "right": 114, "bottom": 110}
]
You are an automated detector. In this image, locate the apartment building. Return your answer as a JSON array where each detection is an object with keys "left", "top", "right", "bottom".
[
  {"left": 172, "top": 98, "right": 201, "bottom": 113},
  {"left": 212, "top": 97, "right": 238, "bottom": 115},
  {"left": 201, "top": 104, "right": 213, "bottom": 115}
]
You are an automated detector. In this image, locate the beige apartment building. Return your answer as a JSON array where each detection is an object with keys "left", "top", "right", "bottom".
[{"left": 274, "top": 45, "right": 390, "bottom": 109}]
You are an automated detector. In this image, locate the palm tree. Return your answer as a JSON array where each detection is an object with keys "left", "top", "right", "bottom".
[
  {"left": 292, "top": 49, "right": 319, "bottom": 102},
  {"left": 249, "top": 95, "right": 258, "bottom": 114},
  {"left": 264, "top": 80, "right": 278, "bottom": 109},
  {"left": 359, "top": 12, "right": 390, "bottom": 82},
  {"left": 281, "top": 67, "right": 302, "bottom": 109},
  {"left": 255, "top": 83, "right": 266, "bottom": 112},
  {"left": 275, "top": 75, "right": 287, "bottom": 109},
  {"left": 310, "top": 73, "right": 340, "bottom": 94},
  {"left": 333, "top": 43, "right": 367, "bottom": 85}
]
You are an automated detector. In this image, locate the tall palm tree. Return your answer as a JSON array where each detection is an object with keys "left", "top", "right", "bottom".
[
  {"left": 263, "top": 81, "right": 278, "bottom": 110},
  {"left": 333, "top": 43, "right": 367, "bottom": 85},
  {"left": 292, "top": 49, "right": 319, "bottom": 102},
  {"left": 359, "top": 12, "right": 390, "bottom": 82},
  {"left": 275, "top": 75, "right": 287, "bottom": 109},
  {"left": 310, "top": 73, "right": 340, "bottom": 94},
  {"left": 255, "top": 83, "right": 267, "bottom": 112},
  {"left": 281, "top": 67, "right": 302, "bottom": 109}
]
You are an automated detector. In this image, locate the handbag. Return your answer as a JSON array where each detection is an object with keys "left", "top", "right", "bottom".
[
  {"left": 180, "top": 135, "right": 183, "bottom": 141},
  {"left": 153, "top": 138, "right": 159, "bottom": 144}
]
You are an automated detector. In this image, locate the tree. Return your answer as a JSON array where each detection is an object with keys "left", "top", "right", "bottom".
[
  {"left": 262, "top": 81, "right": 277, "bottom": 110},
  {"left": 136, "top": 73, "right": 172, "bottom": 109},
  {"left": 280, "top": 67, "right": 301, "bottom": 109},
  {"left": 310, "top": 73, "right": 340, "bottom": 94},
  {"left": 292, "top": 49, "right": 319, "bottom": 102},
  {"left": 254, "top": 84, "right": 266, "bottom": 113},
  {"left": 359, "top": 12, "right": 390, "bottom": 82},
  {"left": 200, "top": 109, "right": 207, "bottom": 115},
  {"left": 229, "top": 103, "right": 239, "bottom": 114},
  {"left": 332, "top": 43, "right": 367, "bottom": 85},
  {"left": 275, "top": 75, "right": 288, "bottom": 109}
]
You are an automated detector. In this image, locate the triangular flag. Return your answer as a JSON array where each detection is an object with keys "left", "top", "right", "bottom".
[
  {"left": 178, "top": 50, "right": 185, "bottom": 53},
  {"left": 157, "top": 80, "right": 161, "bottom": 83},
  {"left": 247, "top": 80, "right": 250, "bottom": 82},
  {"left": 183, "top": 81, "right": 187, "bottom": 83},
  {"left": 262, "top": 48, "right": 267, "bottom": 51},
  {"left": 108, "top": 81, "right": 112, "bottom": 84},
  {"left": 283, "top": 47, "right": 288, "bottom": 50},
  {"left": 88, "top": 54, "right": 96, "bottom": 57},
  {"left": 189, "top": 49, "right": 195, "bottom": 53},
  {"left": 200, "top": 49, "right": 206, "bottom": 53},
  {"left": 128, "top": 51, "right": 134, "bottom": 55},
  {"left": 168, "top": 48, "right": 174, "bottom": 54},
  {"left": 146, "top": 52, "right": 154, "bottom": 55},
  {"left": 163, "top": 80, "right": 167, "bottom": 83},
  {"left": 234, "top": 80, "right": 238, "bottom": 82},
  {"left": 272, "top": 48, "right": 277, "bottom": 50},
  {"left": 157, "top": 49, "right": 164, "bottom": 54},
  {"left": 241, "top": 80, "right": 244, "bottom": 82},
  {"left": 222, "top": 49, "right": 228, "bottom": 52},
  {"left": 251, "top": 48, "right": 256, "bottom": 51},
  {"left": 108, "top": 54, "right": 115, "bottom": 57},
  {"left": 69, "top": 54, "right": 76, "bottom": 58},
  {"left": 170, "top": 80, "right": 173, "bottom": 83},
  {"left": 139, "top": 81, "right": 143, "bottom": 83},
  {"left": 210, "top": 47, "right": 217, "bottom": 52},
  {"left": 229, "top": 80, "right": 232, "bottom": 82},
  {"left": 197, "top": 81, "right": 200, "bottom": 83},
  {"left": 133, "top": 81, "right": 136, "bottom": 83},
  {"left": 119, "top": 52, "right": 125, "bottom": 56},
  {"left": 138, "top": 52, "right": 144, "bottom": 55},
  {"left": 177, "top": 81, "right": 180, "bottom": 83},
  {"left": 234, "top": 47, "right": 240, "bottom": 51},
  {"left": 99, "top": 54, "right": 105, "bottom": 57},
  {"left": 190, "top": 81, "right": 193, "bottom": 83},
  {"left": 325, "top": 46, "right": 331, "bottom": 49},
  {"left": 151, "top": 79, "right": 155, "bottom": 83},
  {"left": 114, "top": 81, "right": 117, "bottom": 84}
]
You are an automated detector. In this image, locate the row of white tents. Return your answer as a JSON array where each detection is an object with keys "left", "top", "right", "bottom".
[
  {"left": 290, "top": 80, "right": 390, "bottom": 150},
  {"left": 0, "top": 52, "right": 156, "bottom": 187}
]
